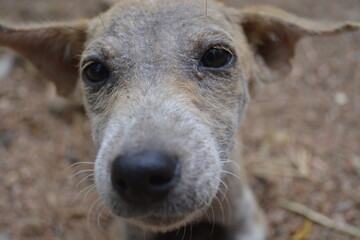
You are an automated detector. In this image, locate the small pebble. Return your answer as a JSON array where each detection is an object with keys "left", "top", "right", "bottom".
[{"left": 334, "top": 92, "right": 348, "bottom": 106}]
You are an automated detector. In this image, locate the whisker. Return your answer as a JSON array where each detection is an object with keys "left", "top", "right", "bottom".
[
  {"left": 204, "top": 211, "right": 211, "bottom": 224},
  {"left": 209, "top": 205, "right": 215, "bottom": 237},
  {"left": 97, "top": 204, "right": 107, "bottom": 232},
  {"left": 68, "top": 161, "right": 94, "bottom": 169},
  {"left": 221, "top": 170, "right": 243, "bottom": 181},
  {"left": 215, "top": 196, "right": 225, "bottom": 224},
  {"left": 73, "top": 183, "right": 95, "bottom": 204},
  {"left": 217, "top": 184, "right": 227, "bottom": 202},
  {"left": 87, "top": 197, "right": 102, "bottom": 233},
  {"left": 181, "top": 224, "right": 187, "bottom": 240},
  {"left": 81, "top": 184, "right": 97, "bottom": 205},
  {"left": 98, "top": 15, "right": 105, "bottom": 30},
  {"left": 221, "top": 159, "right": 241, "bottom": 170},
  {"left": 189, "top": 223, "right": 193, "bottom": 240},
  {"left": 223, "top": 194, "right": 232, "bottom": 222},
  {"left": 72, "top": 169, "right": 95, "bottom": 178},
  {"left": 76, "top": 174, "right": 95, "bottom": 188},
  {"left": 176, "top": 227, "right": 181, "bottom": 237},
  {"left": 219, "top": 178, "right": 229, "bottom": 191}
]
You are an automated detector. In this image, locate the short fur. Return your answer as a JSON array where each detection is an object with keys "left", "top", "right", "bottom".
[{"left": 0, "top": 0, "right": 358, "bottom": 239}]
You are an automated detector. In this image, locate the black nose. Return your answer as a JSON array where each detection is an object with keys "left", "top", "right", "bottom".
[{"left": 111, "top": 150, "right": 180, "bottom": 204}]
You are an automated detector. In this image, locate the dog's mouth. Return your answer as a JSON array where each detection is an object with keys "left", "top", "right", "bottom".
[
  {"left": 137, "top": 214, "right": 189, "bottom": 230},
  {"left": 110, "top": 203, "right": 205, "bottom": 232},
  {"left": 119, "top": 212, "right": 195, "bottom": 232},
  {"left": 153, "top": 221, "right": 230, "bottom": 240}
]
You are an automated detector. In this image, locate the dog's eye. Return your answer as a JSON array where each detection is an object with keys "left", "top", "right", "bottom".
[
  {"left": 83, "top": 62, "right": 109, "bottom": 83},
  {"left": 201, "top": 47, "right": 233, "bottom": 68}
]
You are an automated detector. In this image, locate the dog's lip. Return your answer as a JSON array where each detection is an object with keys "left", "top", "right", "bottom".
[
  {"left": 108, "top": 198, "right": 191, "bottom": 220},
  {"left": 136, "top": 213, "right": 188, "bottom": 229},
  {"left": 142, "top": 214, "right": 184, "bottom": 222},
  {"left": 138, "top": 207, "right": 206, "bottom": 229}
]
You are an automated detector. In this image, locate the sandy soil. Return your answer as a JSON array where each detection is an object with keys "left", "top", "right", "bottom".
[{"left": 0, "top": 0, "right": 359, "bottom": 239}]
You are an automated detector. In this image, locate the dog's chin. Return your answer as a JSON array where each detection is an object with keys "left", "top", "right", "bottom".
[{"left": 126, "top": 211, "right": 201, "bottom": 233}]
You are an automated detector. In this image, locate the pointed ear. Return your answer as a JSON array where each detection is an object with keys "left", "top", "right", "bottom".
[
  {"left": 0, "top": 20, "right": 89, "bottom": 96},
  {"left": 238, "top": 5, "right": 359, "bottom": 86}
]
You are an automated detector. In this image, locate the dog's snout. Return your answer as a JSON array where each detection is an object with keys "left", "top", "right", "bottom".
[{"left": 111, "top": 150, "right": 180, "bottom": 204}]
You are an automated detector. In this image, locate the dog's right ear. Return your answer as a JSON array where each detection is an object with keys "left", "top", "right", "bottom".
[{"left": 0, "top": 20, "right": 89, "bottom": 97}]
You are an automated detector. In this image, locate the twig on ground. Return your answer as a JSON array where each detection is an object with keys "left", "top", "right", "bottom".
[{"left": 278, "top": 198, "right": 360, "bottom": 238}]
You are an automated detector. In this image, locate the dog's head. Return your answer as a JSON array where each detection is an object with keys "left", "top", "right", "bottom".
[{"left": 1, "top": 0, "right": 358, "bottom": 232}]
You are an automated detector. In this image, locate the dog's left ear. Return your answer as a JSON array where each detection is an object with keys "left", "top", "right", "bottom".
[
  {"left": 236, "top": 5, "right": 359, "bottom": 90},
  {"left": 0, "top": 20, "right": 89, "bottom": 97}
]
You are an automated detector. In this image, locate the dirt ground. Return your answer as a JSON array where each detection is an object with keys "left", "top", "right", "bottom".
[{"left": 0, "top": 0, "right": 359, "bottom": 239}]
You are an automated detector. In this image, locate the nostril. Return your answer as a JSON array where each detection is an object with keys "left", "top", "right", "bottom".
[
  {"left": 148, "top": 175, "right": 172, "bottom": 186},
  {"left": 111, "top": 172, "right": 129, "bottom": 193},
  {"left": 118, "top": 179, "right": 128, "bottom": 190}
]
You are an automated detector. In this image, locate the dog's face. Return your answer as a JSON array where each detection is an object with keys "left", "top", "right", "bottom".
[
  {"left": 0, "top": 0, "right": 358, "bottom": 233},
  {"left": 84, "top": 1, "right": 250, "bottom": 231}
]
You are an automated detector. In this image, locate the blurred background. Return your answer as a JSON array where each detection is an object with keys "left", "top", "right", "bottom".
[{"left": 0, "top": 0, "right": 359, "bottom": 239}]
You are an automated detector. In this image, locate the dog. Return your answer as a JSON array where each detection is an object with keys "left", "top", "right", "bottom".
[{"left": 0, "top": 0, "right": 359, "bottom": 239}]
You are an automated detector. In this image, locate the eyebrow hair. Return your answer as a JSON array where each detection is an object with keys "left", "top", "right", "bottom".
[
  {"left": 198, "top": 26, "right": 233, "bottom": 39},
  {"left": 193, "top": 29, "right": 234, "bottom": 48}
]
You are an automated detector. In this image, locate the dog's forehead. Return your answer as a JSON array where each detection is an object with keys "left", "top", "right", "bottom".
[
  {"left": 104, "top": 0, "right": 228, "bottom": 24},
  {"left": 88, "top": 0, "right": 235, "bottom": 51}
]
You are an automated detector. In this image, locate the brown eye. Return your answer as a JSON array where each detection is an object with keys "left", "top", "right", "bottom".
[
  {"left": 83, "top": 62, "right": 109, "bottom": 83},
  {"left": 201, "top": 47, "right": 233, "bottom": 68}
]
